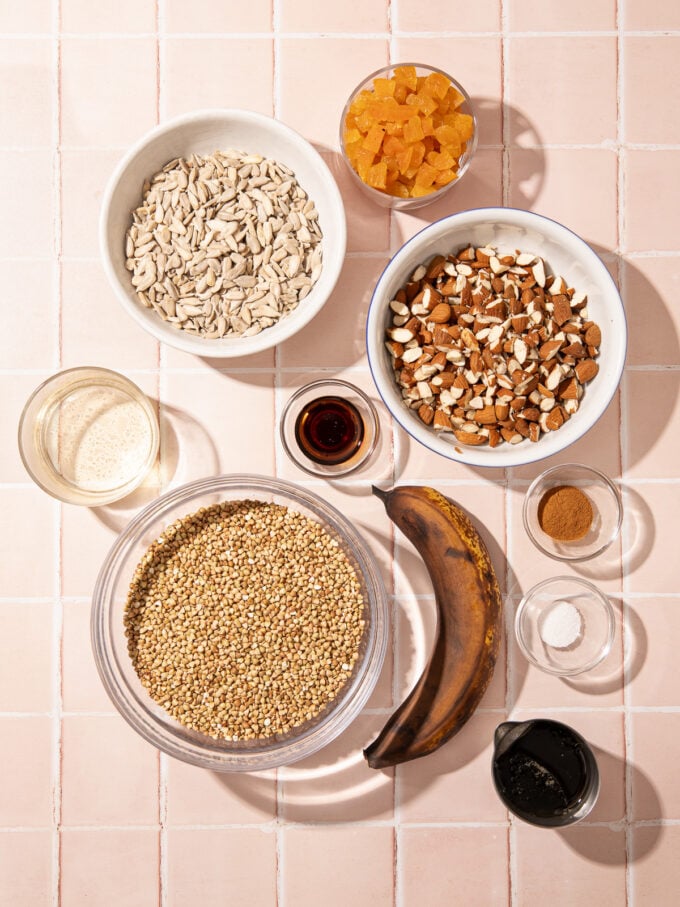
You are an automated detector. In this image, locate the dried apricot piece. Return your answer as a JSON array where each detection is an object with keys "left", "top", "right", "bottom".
[
  {"left": 363, "top": 123, "right": 386, "bottom": 154},
  {"left": 394, "top": 65, "right": 418, "bottom": 91},
  {"left": 373, "top": 77, "right": 396, "bottom": 98},
  {"left": 366, "top": 161, "right": 388, "bottom": 189},
  {"left": 403, "top": 116, "right": 425, "bottom": 144}
]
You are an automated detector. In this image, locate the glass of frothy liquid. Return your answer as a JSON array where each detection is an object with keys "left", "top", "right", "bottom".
[{"left": 18, "top": 367, "right": 159, "bottom": 506}]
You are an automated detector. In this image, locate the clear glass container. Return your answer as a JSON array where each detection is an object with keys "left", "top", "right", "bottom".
[
  {"left": 523, "top": 463, "right": 623, "bottom": 562},
  {"left": 18, "top": 367, "right": 159, "bottom": 506},
  {"left": 515, "top": 576, "right": 615, "bottom": 676},
  {"left": 91, "top": 474, "right": 389, "bottom": 771},
  {"left": 339, "top": 62, "right": 478, "bottom": 210},
  {"left": 280, "top": 379, "right": 380, "bottom": 477}
]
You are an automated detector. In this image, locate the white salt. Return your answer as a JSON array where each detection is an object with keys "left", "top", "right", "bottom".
[{"left": 540, "top": 600, "right": 583, "bottom": 649}]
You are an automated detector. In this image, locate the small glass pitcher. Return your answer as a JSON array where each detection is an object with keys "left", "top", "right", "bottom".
[{"left": 492, "top": 718, "right": 600, "bottom": 827}]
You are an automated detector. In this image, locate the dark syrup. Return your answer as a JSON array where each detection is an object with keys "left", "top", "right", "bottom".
[
  {"left": 493, "top": 720, "right": 590, "bottom": 821},
  {"left": 294, "top": 396, "right": 365, "bottom": 466}
]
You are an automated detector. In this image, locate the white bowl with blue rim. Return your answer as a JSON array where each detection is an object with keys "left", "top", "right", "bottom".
[{"left": 366, "top": 208, "right": 626, "bottom": 468}]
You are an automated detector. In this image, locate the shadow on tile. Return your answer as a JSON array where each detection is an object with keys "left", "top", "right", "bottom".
[
  {"left": 561, "top": 596, "right": 647, "bottom": 697},
  {"left": 575, "top": 485, "right": 655, "bottom": 584},
  {"left": 558, "top": 757, "right": 662, "bottom": 864},
  {"left": 209, "top": 714, "right": 401, "bottom": 822},
  {"left": 91, "top": 401, "right": 219, "bottom": 534}
]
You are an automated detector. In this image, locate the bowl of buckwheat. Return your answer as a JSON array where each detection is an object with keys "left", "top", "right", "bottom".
[
  {"left": 366, "top": 207, "right": 627, "bottom": 467},
  {"left": 100, "top": 109, "right": 346, "bottom": 356},
  {"left": 92, "top": 474, "right": 388, "bottom": 771}
]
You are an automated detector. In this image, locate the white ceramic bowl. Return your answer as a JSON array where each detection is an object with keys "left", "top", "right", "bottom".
[
  {"left": 366, "top": 208, "right": 627, "bottom": 468},
  {"left": 100, "top": 109, "right": 346, "bottom": 357}
]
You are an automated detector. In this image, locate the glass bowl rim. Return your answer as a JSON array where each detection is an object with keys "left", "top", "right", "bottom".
[
  {"left": 514, "top": 574, "right": 616, "bottom": 676},
  {"left": 91, "top": 473, "right": 389, "bottom": 770},
  {"left": 338, "top": 61, "right": 479, "bottom": 206},
  {"left": 522, "top": 462, "right": 623, "bottom": 562}
]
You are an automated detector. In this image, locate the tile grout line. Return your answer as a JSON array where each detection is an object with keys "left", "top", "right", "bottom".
[
  {"left": 617, "top": 2, "right": 635, "bottom": 904},
  {"left": 271, "top": 4, "right": 285, "bottom": 905},
  {"left": 499, "top": 3, "right": 517, "bottom": 905},
  {"left": 386, "top": 7, "right": 402, "bottom": 907},
  {"left": 50, "top": 0, "right": 64, "bottom": 904},
  {"left": 8, "top": 29, "right": 680, "bottom": 39},
  {"left": 155, "top": 4, "right": 169, "bottom": 907}
]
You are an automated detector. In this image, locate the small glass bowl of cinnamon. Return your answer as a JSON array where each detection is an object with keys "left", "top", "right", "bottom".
[{"left": 522, "top": 463, "right": 623, "bottom": 562}]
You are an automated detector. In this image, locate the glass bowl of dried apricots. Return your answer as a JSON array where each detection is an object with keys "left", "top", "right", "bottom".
[{"left": 340, "top": 63, "right": 477, "bottom": 210}]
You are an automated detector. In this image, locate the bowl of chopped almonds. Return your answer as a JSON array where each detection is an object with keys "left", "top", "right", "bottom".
[
  {"left": 366, "top": 207, "right": 627, "bottom": 467},
  {"left": 92, "top": 474, "right": 388, "bottom": 771},
  {"left": 100, "top": 109, "right": 346, "bottom": 356}
]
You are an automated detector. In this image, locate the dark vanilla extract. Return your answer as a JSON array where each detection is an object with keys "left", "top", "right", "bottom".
[
  {"left": 493, "top": 720, "right": 590, "bottom": 821},
  {"left": 294, "top": 396, "right": 365, "bottom": 466}
]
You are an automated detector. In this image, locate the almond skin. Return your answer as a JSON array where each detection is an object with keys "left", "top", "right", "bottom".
[{"left": 428, "top": 302, "right": 453, "bottom": 324}]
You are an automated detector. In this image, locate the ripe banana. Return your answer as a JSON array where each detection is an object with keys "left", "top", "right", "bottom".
[{"left": 365, "top": 485, "right": 502, "bottom": 769}]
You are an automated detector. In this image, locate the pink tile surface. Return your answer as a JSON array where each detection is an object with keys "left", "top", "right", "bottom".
[
  {"left": 632, "top": 826, "right": 680, "bottom": 906},
  {"left": 623, "top": 256, "right": 680, "bottom": 366},
  {"left": 508, "top": 0, "right": 616, "bottom": 31},
  {"left": 514, "top": 825, "right": 626, "bottom": 905},
  {"left": 398, "top": 711, "right": 509, "bottom": 823},
  {"left": 0, "top": 831, "right": 52, "bottom": 907},
  {"left": 60, "top": 38, "right": 157, "bottom": 146},
  {"left": 278, "top": 38, "right": 388, "bottom": 148},
  {"left": 0, "top": 261, "right": 57, "bottom": 370},
  {"left": 279, "top": 713, "right": 395, "bottom": 822},
  {"left": 510, "top": 147, "right": 618, "bottom": 250},
  {"left": 164, "top": 0, "right": 272, "bottom": 33},
  {"left": 624, "top": 150, "right": 680, "bottom": 251},
  {"left": 167, "top": 829, "right": 276, "bottom": 907},
  {"left": 624, "top": 1, "right": 680, "bottom": 30},
  {"left": 61, "top": 0, "right": 156, "bottom": 33},
  {"left": 508, "top": 37, "right": 617, "bottom": 145},
  {"left": 628, "top": 598, "right": 680, "bottom": 707},
  {"left": 631, "top": 712, "right": 680, "bottom": 820},
  {"left": 0, "top": 40, "right": 52, "bottom": 146},
  {"left": 0, "top": 0, "right": 51, "bottom": 32},
  {"left": 61, "top": 261, "right": 159, "bottom": 370},
  {"left": 3, "top": 2, "right": 679, "bottom": 904},
  {"left": 625, "top": 371, "right": 680, "bottom": 478},
  {"left": 0, "top": 489, "right": 56, "bottom": 598},
  {"left": 625, "top": 38, "right": 680, "bottom": 145},
  {"left": 0, "top": 718, "right": 53, "bottom": 826},
  {"left": 278, "top": 256, "right": 389, "bottom": 368},
  {"left": 400, "top": 827, "right": 509, "bottom": 907},
  {"left": 0, "top": 601, "right": 53, "bottom": 712},
  {"left": 61, "top": 715, "right": 159, "bottom": 825},
  {"left": 397, "top": 0, "right": 501, "bottom": 33},
  {"left": 280, "top": 0, "right": 388, "bottom": 32},
  {"left": 0, "top": 150, "right": 53, "bottom": 257},
  {"left": 62, "top": 599, "right": 116, "bottom": 713},
  {"left": 60, "top": 829, "right": 159, "bottom": 907},
  {"left": 61, "top": 148, "right": 123, "bottom": 258},
  {"left": 165, "top": 761, "right": 277, "bottom": 825},
  {"left": 164, "top": 39, "right": 274, "bottom": 118},
  {"left": 281, "top": 826, "right": 394, "bottom": 907}
]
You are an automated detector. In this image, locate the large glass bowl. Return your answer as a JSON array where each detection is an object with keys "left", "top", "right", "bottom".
[{"left": 91, "top": 474, "right": 388, "bottom": 771}]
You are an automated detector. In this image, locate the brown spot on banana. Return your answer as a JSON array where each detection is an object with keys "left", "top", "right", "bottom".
[{"left": 364, "top": 484, "right": 503, "bottom": 769}]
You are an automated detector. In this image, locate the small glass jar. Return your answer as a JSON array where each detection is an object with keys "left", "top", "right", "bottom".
[
  {"left": 280, "top": 379, "right": 380, "bottom": 477},
  {"left": 18, "top": 367, "right": 159, "bottom": 506},
  {"left": 339, "top": 62, "right": 478, "bottom": 210}
]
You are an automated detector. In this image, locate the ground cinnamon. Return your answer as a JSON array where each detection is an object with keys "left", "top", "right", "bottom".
[{"left": 537, "top": 485, "right": 593, "bottom": 542}]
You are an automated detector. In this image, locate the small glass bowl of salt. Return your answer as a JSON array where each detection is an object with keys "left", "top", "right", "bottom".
[{"left": 515, "top": 576, "right": 615, "bottom": 675}]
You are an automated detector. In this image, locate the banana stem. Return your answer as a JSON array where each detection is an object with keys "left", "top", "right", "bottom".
[{"left": 371, "top": 485, "right": 389, "bottom": 503}]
